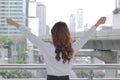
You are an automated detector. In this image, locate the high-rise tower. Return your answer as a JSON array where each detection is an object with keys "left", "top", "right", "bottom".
[
  {"left": 0, "top": 0, "right": 28, "bottom": 36},
  {"left": 69, "top": 14, "right": 76, "bottom": 32},
  {"left": 36, "top": 3, "right": 46, "bottom": 36},
  {"left": 76, "top": 8, "right": 83, "bottom": 29},
  {"left": 112, "top": 0, "right": 120, "bottom": 29},
  {"left": 116, "top": 0, "right": 120, "bottom": 8}
]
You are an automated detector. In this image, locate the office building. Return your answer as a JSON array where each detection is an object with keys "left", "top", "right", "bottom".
[
  {"left": 69, "top": 14, "right": 76, "bottom": 32},
  {"left": 116, "top": 0, "right": 120, "bottom": 8},
  {"left": 112, "top": 0, "right": 120, "bottom": 29},
  {"left": 76, "top": 8, "right": 83, "bottom": 29},
  {"left": 36, "top": 3, "right": 46, "bottom": 36},
  {"left": 0, "top": 0, "right": 28, "bottom": 36}
]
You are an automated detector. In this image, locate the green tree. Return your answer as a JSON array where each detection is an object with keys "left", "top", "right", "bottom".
[
  {"left": 0, "top": 35, "right": 7, "bottom": 43},
  {"left": 0, "top": 70, "right": 32, "bottom": 78},
  {"left": 4, "top": 38, "right": 14, "bottom": 58},
  {"left": 0, "top": 36, "right": 14, "bottom": 58},
  {"left": 1, "top": 60, "right": 31, "bottom": 78}
]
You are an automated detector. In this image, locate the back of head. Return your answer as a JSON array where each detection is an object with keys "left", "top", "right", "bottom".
[{"left": 51, "top": 21, "right": 74, "bottom": 63}]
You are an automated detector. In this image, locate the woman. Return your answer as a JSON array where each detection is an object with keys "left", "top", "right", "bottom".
[{"left": 6, "top": 16, "right": 106, "bottom": 80}]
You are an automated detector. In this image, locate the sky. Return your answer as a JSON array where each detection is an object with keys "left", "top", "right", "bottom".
[{"left": 28, "top": 0, "right": 115, "bottom": 35}]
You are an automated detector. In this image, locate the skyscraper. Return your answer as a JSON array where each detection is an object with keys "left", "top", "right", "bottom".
[
  {"left": 112, "top": 0, "right": 120, "bottom": 29},
  {"left": 0, "top": 0, "right": 28, "bottom": 36},
  {"left": 36, "top": 3, "right": 46, "bottom": 36},
  {"left": 69, "top": 14, "right": 76, "bottom": 32},
  {"left": 116, "top": 0, "right": 120, "bottom": 8},
  {"left": 76, "top": 8, "right": 83, "bottom": 29}
]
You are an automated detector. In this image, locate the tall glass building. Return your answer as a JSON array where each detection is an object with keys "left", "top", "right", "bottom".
[
  {"left": 76, "top": 8, "right": 83, "bottom": 29},
  {"left": 113, "top": 0, "right": 120, "bottom": 29},
  {"left": 116, "top": 0, "right": 120, "bottom": 8},
  {"left": 69, "top": 14, "right": 76, "bottom": 32},
  {"left": 36, "top": 3, "right": 46, "bottom": 36},
  {"left": 0, "top": 0, "right": 28, "bottom": 36}
]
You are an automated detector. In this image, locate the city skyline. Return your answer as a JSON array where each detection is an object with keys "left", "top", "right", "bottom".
[
  {"left": 28, "top": 0, "right": 115, "bottom": 34},
  {"left": 33, "top": 0, "right": 115, "bottom": 27},
  {"left": 0, "top": 0, "right": 120, "bottom": 79}
]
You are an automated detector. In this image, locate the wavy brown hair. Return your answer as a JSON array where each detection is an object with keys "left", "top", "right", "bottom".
[{"left": 51, "top": 21, "right": 74, "bottom": 63}]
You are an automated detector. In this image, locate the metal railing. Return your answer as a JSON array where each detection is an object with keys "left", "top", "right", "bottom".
[
  {"left": 0, "top": 64, "right": 120, "bottom": 80},
  {"left": 1, "top": 64, "right": 120, "bottom": 69}
]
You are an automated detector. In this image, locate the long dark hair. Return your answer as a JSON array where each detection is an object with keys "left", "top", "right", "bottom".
[{"left": 51, "top": 21, "right": 74, "bottom": 63}]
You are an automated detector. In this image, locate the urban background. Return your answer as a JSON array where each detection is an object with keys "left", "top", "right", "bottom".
[{"left": 0, "top": 0, "right": 120, "bottom": 79}]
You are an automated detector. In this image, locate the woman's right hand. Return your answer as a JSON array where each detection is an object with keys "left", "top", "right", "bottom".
[
  {"left": 6, "top": 18, "right": 20, "bottom": 28},
  {"left": 95, "top": 16, "right": 106, "bottom": 28}
]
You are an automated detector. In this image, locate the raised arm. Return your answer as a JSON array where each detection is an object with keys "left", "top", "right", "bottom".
[
  {"left": 6, "top": 18, "right": 49, "bottom": 52},
  {"left": 72, "top": 16, "right": 106, "bottom": 54},
  {"left": 7, "top": 18, "right": 20, "bottom": 28},
  {"left": 95, "top": 16, "right": 106, "bottom": 28}
]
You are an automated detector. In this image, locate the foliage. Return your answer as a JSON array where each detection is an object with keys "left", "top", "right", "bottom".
[
  {"left": 0, "top": 70, "right": 32, "bottom": 78},
  {"left": 0, "top": 35, "right": 14, "bottom": 46},
  {"left": 4, "top": 38, "right": 14, "bottom": 46},
  {"left": 0, "top": 36, "right": 31, "bottom": 78},
  {"left": 16, "top": 60, "right": 27, "bottom": 64},
  {"left": 8, "top": 60, "right": 27, "bottom": 64},
  {"left": 17, "top": 46, "right": 26, "bottom": 54},
  {"left": 0, "top": 35, "right": 6, "bottom": 43},
  {"left": 0, "top": 59, "right": 31, "bottom": 78},
  {"left": 0, "top": 36, "right": 14, "bottom": 58}
]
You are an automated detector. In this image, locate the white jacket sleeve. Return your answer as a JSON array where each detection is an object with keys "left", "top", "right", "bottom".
[
  {"left": 72, "top": 25, "right": 96, "bottom": 54},
  {"left": 18, "top": 25, "right": 51, "bottom": 53}
]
